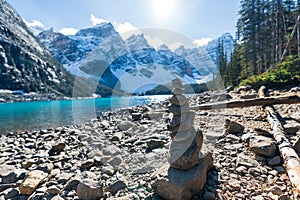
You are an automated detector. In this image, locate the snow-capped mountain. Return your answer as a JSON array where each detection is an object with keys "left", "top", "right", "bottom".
[
  {"left": 37, "top": 22, "right": 235, "bottom": 94},
  {"left": 38, "top": 23, "right": 117, "bottom": 67},
  {"left": 205, "top": 32, "right": 235, "bottom": 62},
  {"left": 0, "top": 0, "right": 73, "bottom": 95}
]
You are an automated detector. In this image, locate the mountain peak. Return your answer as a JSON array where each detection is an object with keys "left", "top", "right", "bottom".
[
  {"left": 126, "top": 33, "right": 152, "bottom": 51},
  {"left": 76, "top": 22, "right": 117, "bottom": 38},
  {"left": 159, "top": 44, "right": 170, "bottom": 51}
]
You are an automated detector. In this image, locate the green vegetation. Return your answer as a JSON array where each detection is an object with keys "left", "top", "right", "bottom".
[{"left": 239, "top": 56, "right": 300, "bottom": 89}]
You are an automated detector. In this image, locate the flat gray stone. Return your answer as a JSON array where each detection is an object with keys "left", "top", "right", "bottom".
[
  {"left": 146, "top": 139, "right": 165, "bottom": 149},
  {"left": 117, "top": 121, "right": 135, "bottom": 131},
  {"left": 250, "top": 135, "right": 278, "bottom": 157},
  {"left": 168, "top": 104, "right": 189, "bottom": 116},
  {"left": 105, "top": 180, "right": 127, "bottom": 195},
  {"left": 144, "top": 112, "right": 163, "bottom": 120},
  {"left": 152, "top": 153, "right": 213, "bottom": 200},
  {"left": 225, "top": 119, "right": 244, "bottom": 133},
  {"left": 168, "top": 129, "right": 203, "bottom": 169},
  {"left": 169, "top": 95, "right": 188, "bottom": 106}
]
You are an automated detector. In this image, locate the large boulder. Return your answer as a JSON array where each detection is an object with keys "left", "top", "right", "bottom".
[
  {"left": 152, "top": 153, "right": 213, "bottom": 200},
  {"left": 249, "top": 135, "right": 278, "bottom": 157}
]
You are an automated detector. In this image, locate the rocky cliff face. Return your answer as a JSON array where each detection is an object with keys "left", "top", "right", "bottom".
[{"left": 0, "top": 0, "right": 74, "bottom": 95}]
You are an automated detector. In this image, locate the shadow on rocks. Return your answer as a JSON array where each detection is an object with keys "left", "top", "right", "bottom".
[{"left": 195, "top": 167, "right": 219, "bottom": 200}]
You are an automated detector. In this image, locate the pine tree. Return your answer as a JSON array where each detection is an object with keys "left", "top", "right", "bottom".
[{"left": 235, "top": 0, "right": 299, "bottom": 82}]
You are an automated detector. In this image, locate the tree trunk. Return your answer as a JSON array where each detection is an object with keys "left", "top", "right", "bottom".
[
  {"left": 189, "top": 95, "right": 300, "bottom": 111},
  {"left": 259, "top": 86, "right": 300, "bottom": 195}
]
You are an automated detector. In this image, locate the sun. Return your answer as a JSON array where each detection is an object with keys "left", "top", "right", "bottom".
[{"left": 152, "top": 0, "right": 175, "bottom": 20}]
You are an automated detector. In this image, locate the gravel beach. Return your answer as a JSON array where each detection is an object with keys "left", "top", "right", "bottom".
[{"left": 0, "top": 87, "right": 299, "bottom": 200}]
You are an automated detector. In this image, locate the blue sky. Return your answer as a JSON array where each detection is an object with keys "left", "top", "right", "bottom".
[{"left": 7, "top": 0, "right": 240, "bottom": 44}]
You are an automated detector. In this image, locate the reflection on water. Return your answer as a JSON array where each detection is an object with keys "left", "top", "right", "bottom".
[{"left": 0, "top": 95, "right": 170, "bottom": 134}]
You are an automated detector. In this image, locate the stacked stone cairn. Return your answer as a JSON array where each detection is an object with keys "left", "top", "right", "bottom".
[{"left": 152, "top": 78, "right": 213, "bottom": 200}]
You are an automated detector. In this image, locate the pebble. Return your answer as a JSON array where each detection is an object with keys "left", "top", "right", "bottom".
[
  {"left": 102, "top": 165, "right": 115, "bottom": 176},
  {"left": 47, "top": 185, "right": 60, "bottom": 195},
  {"left": 80, "top": 159, "right": 94, "bottom": 169},
  {"left": 270, "top": 185, "right": 283, "bottom": 195},
  {"left": 228, "top": 180, "right": 241, "bottom": 191},
  {"left": 268, "top": 156, "right": 282, "bottom": 166}
]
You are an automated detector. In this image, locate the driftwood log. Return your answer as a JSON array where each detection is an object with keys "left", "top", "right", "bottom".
[
  {"left": 259, "top": 86, "right": 300, "bottom": 195},
  {"left": 189, "top": 95, "right": 300, "bottom": 111}
]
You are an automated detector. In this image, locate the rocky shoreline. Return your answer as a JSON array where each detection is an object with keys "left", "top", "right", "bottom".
[
  {"left": 0, "top": 92, "right": 66, "bottom": 103},
  {"left": 0, "top": 87, "right": 300, "bottom": 200}
]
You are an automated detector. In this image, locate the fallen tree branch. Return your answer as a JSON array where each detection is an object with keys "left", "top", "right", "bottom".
[
  {"left": 259, "top": 86, "right": 300, "bottom": 195},
  {"left": 189, "top": 95, "right": 300, "bottom": 111}
]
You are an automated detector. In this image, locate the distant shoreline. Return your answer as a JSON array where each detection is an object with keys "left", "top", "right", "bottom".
[{"left": 0, "top": 94, "right": 171, "bottom": 134}]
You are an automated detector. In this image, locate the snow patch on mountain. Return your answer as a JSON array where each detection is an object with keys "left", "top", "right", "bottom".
[
  {"left": 23, "top": 19, "right": 45, "bottom": 35},
  {"left": 60, "top": 28, "right": 78, "bottom": 35}
]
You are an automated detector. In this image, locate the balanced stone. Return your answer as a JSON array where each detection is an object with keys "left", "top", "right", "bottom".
[
  {"left": 152, "top": 153, "right": 213, "bottom": 200},
  {"left": 169, "top": 113, "right": 187, "bottom": 127},
  {"left": 170, "top": 94, "right": 188, "bottom": 106},
  {"left": 168, "top": 129, "right": 203, "bottom": 169},
  {"left": 153, "top": 78, "right": 212, "bottom": 199},
  {"left": 172, "top": 78, "right": 183, "bottom": 89},
  {"left": 168, "top": 112, "right": 195, "bottom": 135},
  {"left": 172, "top": 88, "right": 185, "bottom": 95},
  {"left": 168, "top": 104, "right": 189, "bottom": 116}
]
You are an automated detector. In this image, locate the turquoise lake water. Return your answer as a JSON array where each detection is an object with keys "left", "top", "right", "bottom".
[{"left": 0, "top": 95, "right": 170, "bottom": 134}]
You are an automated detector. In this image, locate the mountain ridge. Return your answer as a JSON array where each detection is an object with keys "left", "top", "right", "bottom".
[
  {"left": 0, "top": 0, "right": 74, "bottom": 95},
  {"left": 37, "top": 23, "right": 235, "bottom": 94}
]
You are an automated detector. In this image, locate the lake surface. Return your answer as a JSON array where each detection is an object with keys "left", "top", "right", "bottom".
[{"left": 0, "top": 95, "right": 170, "bottom": 134}]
